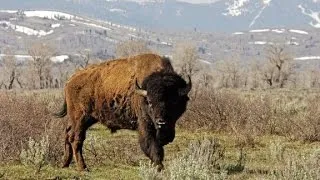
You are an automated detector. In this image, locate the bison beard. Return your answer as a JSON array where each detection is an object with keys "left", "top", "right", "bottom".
[
  {"left": 54, "top": 53, "right": 191, "bottom": 172},
  {"left": 156, "top": 128, "right": 175, "bottom": 146}
]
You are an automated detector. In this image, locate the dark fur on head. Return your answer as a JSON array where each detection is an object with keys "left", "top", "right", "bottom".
[{"left": 140, "top": 71, "right": 190, "bottom": 145}]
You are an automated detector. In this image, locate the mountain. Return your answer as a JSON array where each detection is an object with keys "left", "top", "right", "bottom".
[
  {"left": 1, "top": 8, "right": 320, "bottom": 68},
  {"left": 1, "top": 0, "right": 320, "bottom": 32}
]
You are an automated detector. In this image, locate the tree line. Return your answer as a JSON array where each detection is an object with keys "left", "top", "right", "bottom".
[{"left": 0, "top": 40, "right": 319, "bottom": 90}]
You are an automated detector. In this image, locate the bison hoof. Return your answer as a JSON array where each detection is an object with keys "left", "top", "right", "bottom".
[
  {"left": 83, "top": 167, "right": 90, "bottom": 172},
  {"left": 61, "top": 164, "right": 70, "bottom": 168},
  {"left": 156, "top": 164, "right": 164, "bottom": 172},
  {"left": 77, "top": 165, "right": 90, "bottom": 172}
]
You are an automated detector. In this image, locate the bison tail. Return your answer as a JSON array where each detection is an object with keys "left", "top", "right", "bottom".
[{"left": 54, "top": 100, "right": 67, "bottom": 118}]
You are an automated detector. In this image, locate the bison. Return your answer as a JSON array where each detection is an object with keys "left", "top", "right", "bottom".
[{"left": 55, "top": 53, "right": 191, "bottom": 171}]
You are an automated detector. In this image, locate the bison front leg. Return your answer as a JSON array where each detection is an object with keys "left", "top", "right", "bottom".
[{"left": 138, "top": 122, "right": 164, "bottom": 172}]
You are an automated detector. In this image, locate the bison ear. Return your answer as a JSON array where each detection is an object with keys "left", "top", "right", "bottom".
[
  {"left": 135, "top": 80, "right": 147, "bottom": 97},
  {"left": 179, "top": 75, "right": 192, "bottom": 96}
]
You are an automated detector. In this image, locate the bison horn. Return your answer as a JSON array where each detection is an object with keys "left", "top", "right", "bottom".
[
  {"left": 135, "top": 80, "right": 147, "bottom": 97},
  {"left": 179, "top": 75, "right": 192, "bottom": 96}
]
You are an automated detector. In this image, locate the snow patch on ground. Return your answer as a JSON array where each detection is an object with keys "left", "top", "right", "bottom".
[
  {"left": 105, "top": 36, "right": 118, "bottom": 43},
  {"left": 160, "top": 41, "right": 173, "bottom": 46},
  {"left": 0, "top": 10, "right": 18, "bottom": 13},
  {"left": 0, "top": 54, "right": 31, "bottom": 60},
  {"left": 24, "top": 10, "right": 74, "bottom": 20},
  {"left": 51, "top": 23, "right": 61, "bottom": 28},
  {"left": 234, "top": 29, "right": 285, "bottom": 34},
  {"left": 0, "top": 21, "right": 54, "bottom": 37},
  {"left": 271, "top": 29, "right": 285, "bottom": 33},
  {"left": 289, "top": 29, "right": 308, "bottom": 35},
  {"left": 249, "top": 41, "right": 274, "bottom": 45},
  {"left": 233, "top": 32, "right": 244, "bottom": 35},
  {"left": 199, "top": 59, "right": 212, "bottom": 64},
  {"left": 128, "top": 33, "right": 139, "bottom": 39},
  {"left": 71, "top": 20, "right": 111, "bottom": 31},
  {"left": 0, "top": 54, "right": 69, "bottom": 62},
  {"left": 249, "top": 29, "right": 270, "bottom": 33},
  {"left": 110, "top": 9, "right": 126, "bottom": 13},
  {"left": 294, "top": 56, "right": 320, "bottom": 60},
  {"left": 50, "top": 55, "right": 69, "bottom": 63},
  {"left": 287, "top": 41, "right": 299, "bottom": 46}
]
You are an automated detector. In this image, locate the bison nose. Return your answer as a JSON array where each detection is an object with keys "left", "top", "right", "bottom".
[{"left": 156, "top": 118, "right": 166, "bottom": 129}]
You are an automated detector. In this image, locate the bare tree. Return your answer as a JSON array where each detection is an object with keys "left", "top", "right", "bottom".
[
  {"left": 216, "top": 58, "right": 242, "bottom": 88},
  {"left": 0, "top": 48, "right": 22, "bottom": 89},
  {"left": 262, "top": 45, "right": 293, "bottom": 88},
  {"left": 28, "top": 42, "right": 55, "bottom": 89},
  {"left": 115, "top": 40, "right": 151, "bottom": 58},
  {"left": 173, "top": 42, "right": 199, "bottom": 79},
  {"left": 308, "top": 68, "right": 320, "bottom": 88},
  {"left": 248, "top": 59, "right": 262, "bottom": 89},
  {"left": 77, "top": 49, "right": 91, "bottom": 69}
]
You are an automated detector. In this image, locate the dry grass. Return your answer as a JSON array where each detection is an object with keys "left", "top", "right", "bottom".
[
  {"left": 0, "top": 90, "right": 64, "bottom": 166},
  {"left": 0, "top": 89, "right": 319, "bottom": 179},
  {"left": 179, "top": 89, "right": 320, "bottom": 143}
]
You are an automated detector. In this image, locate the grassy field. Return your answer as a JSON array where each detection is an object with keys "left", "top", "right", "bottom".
[
  {"left": 1, "top": 126, "right": 319, "bottom": 179},
  {"left": 0, "top": 89, "right": 319, "bottom": 179}
]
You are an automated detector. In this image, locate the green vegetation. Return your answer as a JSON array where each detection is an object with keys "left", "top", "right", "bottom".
[{"left": 1, "top": 126, "right": 319, "bottom": 179}]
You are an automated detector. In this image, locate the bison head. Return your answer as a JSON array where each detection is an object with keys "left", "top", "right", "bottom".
[{"left": 136, "top": 72, "right": 191, "bottom": 145}]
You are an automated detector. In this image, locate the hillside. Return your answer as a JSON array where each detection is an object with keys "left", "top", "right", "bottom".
[
  {"left": 0, "top": 9, "right": 320, "bottom": 68},
  {"left": 1, "top": 0, "right": 320, "bottom": 32}
]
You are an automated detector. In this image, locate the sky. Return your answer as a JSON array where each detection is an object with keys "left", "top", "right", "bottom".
[
  {"left": 176, "top": 0, "right": 220, "bottom": 3},
  {"left": 126, "top": 0, "right": 221, "bottom": 4}
]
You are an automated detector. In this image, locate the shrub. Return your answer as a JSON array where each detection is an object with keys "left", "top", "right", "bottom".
[
  {"left": 139, "top": 162, "right": 164, "bottom": 180},
  {"left": 179, "top": 89, "right": 320, "bottom": 143},
  {"left": 84, "top": 133, "right": 141, "bottom": 167},
  {"left": 167, "top": 138, "right": 228, "bottom": 180},
  {"left": 20, "top": 136, "right": 50, "bottom": 173},
  {"left": 269, "top": 146, "right": 320, "bottom": 180},
  {"left": 0, "top": 90, "right": 64, "bottom": 166},
  {"left": 139, "top": 138, "right": 245, "bottom": 180}
]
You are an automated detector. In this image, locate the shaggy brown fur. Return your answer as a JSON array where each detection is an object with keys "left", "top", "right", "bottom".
[{"left": 55, "top": 53, "right": 187, "bottom": 171}]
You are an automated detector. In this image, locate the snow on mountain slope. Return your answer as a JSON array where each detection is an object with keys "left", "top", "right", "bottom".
[
  {"left": 70, "top": 19, "right": 112, "bottom": 31},
  {"left": 249, "top": 0, "right": 272, "bottom": 28},
  {"left": 0, "top": 10, "right": 76, "bottom": 20},
  {"left": 298, "top": 4, "right": 320, "bottom": 28},
  {"left": 1, "top": 0, "right": 320, "bottom": 32},
  {"left": 223, "top": 0, "right": 250, "bottom": 17},
  {"left": 0, "top": 10, "right": 138, "bottom": 33},
  {"left": 0, "top": 9, "right": 173, "bottom": 55},
  {"left": 106, "top": 0, "right": 218, "bottom": 4},
  {"left": 24, "top": 10, "right": 75, "bottom": 20},
  {"left": 0, "top": 54, "right": 69, "bottom": 62},
  {"left": 0, "top": 21, "right": 54, "bottom": 37}
]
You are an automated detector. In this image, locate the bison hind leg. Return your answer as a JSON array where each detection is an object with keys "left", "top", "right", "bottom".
[
  {"left": 68, "top": 115, "right": 98, "bottom": 171},
  {"left": 62, "top": 125, "right": 73, "bottom": 168}
]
